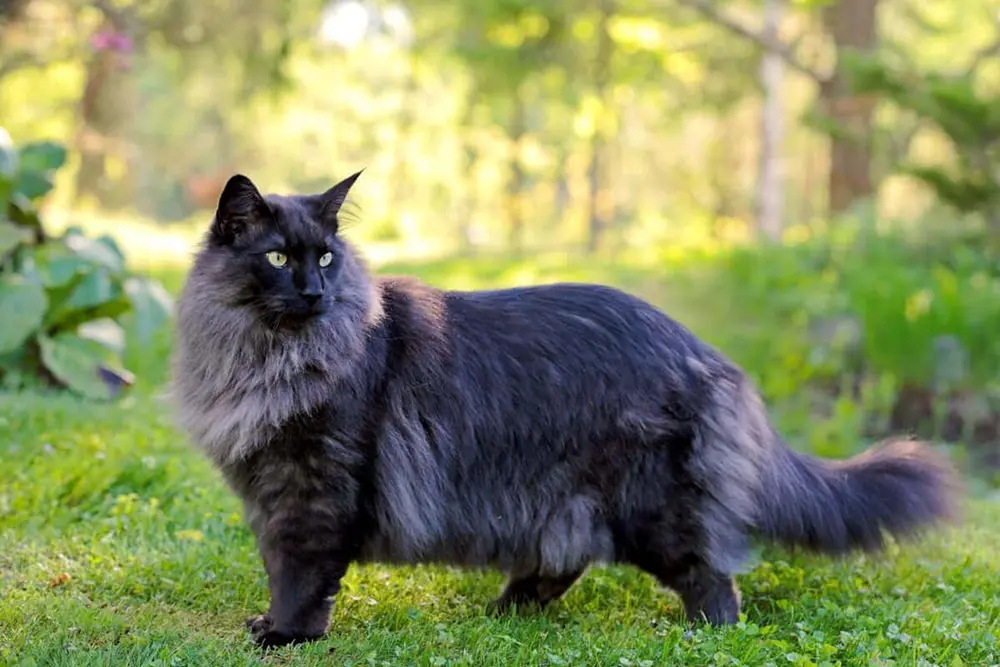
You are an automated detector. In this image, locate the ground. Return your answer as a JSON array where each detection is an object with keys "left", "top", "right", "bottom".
[{"left": 1, "top": 244, "right": 999, "bottom": 666}]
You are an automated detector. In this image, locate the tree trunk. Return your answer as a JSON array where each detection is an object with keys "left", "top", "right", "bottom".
[
  {"left": 755, "top": 0, "right": 785, "bottom": 241},
  {"left": 389, "top": 53, "right": 419, "bottom": 214},
  {"left": 457, "top": 96, "right": 480, "bottom": 252},
  {"left": 553, "top": 143, "right": 571, "bottom": 224},
  {"left": 586, "top": 0, "right": 614, "bottom": 253},
  {"left": 74, "top": 18, "right": 135, "bottom": 209},
  {"left": 505, "top": 85, "right": 527, "bottom": 253},
  {"left": 821, "top": 0, "right": 879, "bottom": 214}
]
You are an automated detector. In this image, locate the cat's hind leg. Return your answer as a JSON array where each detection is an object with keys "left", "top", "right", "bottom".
[
  {"left": 654, "top": 558, "right": 741, "bottom": 624},
  {"left": 487, "top": 569, "right": 587, "bottom": 615},
  {"left": 621, "top": 518, "right": 743, "bottom": 625}
]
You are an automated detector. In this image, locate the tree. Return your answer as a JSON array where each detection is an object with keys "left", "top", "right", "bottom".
[
  {"left": 586, "top": 0, "right": 614, "bottom": 253},
  {"left": 754, "top": 0, "right": 784, "bottom": 241},
  {"left": 818, "top": 0, "right": 879, "bottom": 214},
  {"left": 424, "top": 0, "right": 575, "bottom": 252},
  {"left": 671, "top": 0, "right": 881, "bottom": 217},
  {"left": 845, "top": 38, "right": 1000, "bottom": 240},
  {"left": 2, "top": 0, "right": 326, "bottom": 209}
]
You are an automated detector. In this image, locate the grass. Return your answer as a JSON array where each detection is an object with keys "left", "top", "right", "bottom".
[{"left": 2, "top": 225, "right": 1000, "bottom": 666}]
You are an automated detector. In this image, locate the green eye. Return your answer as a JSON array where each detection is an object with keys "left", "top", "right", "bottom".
[
  {"left": 266, "top": 251, "right": 287, "bottom": 268},
  {"left": 318, "top": 252, "right": 333, "bottom": 268}
]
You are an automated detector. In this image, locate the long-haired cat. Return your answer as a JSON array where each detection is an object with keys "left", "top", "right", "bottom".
[{"left": 172, "top": 172, "right": 959, "bottom": 648}]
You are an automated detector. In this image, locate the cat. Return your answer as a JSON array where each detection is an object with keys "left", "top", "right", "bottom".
[{"left": 171, "top": 172, "right": 960, "bottom": 648}]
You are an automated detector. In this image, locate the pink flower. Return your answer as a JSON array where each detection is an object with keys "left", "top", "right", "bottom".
[{"left": 90, "top": 30, "right": 133, "bottom": 53}]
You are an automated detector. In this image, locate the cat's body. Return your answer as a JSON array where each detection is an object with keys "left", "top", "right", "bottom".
[{"left": 172, "top": 173, "right": 958, "bottom": 648}]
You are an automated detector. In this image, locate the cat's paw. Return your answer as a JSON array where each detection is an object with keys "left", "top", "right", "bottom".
[
  {"left": 246, "top": 615, "right": 323, "bottom": 649},
  {"left": 253, "top": 629, "right": 300, "bottom": 649},
  {"left": 245, "top": 613, "right": 272, "bottom": 635}
]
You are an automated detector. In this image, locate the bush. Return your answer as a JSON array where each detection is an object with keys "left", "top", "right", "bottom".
[
  {"left": 673, "top": 218, "right": 1000, "bottom": 455},
  {"left": 0, "top": 128, "right": 173, "bottom": 399}
]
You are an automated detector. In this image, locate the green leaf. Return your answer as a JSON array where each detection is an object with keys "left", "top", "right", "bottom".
[
  {"left": 48, "top": 298, "right": 133, "bottom": 334},
  {"left": 0, "top": 220, "right": 32, "bottom": 258},
  {"left": 7, "top": 191, "right": 42, "bottom": 230},
  {"left": 18, "top": 140, "right": 68, "bottom": 172},
  {"left": 62, "top": 268, "right": 117, "bottom": 310},
  {"left": 0, "top": 275, "right": 48, "bottom": 354},
  {"left": 32, "top": 243, "right": 93, "bottom": 288},
  {"left": 63, "top": 232, "right": 126, "bottom": 273},
  {"left": 95, "top": 234, "right": 126, "bottom": 264},
  {"left": 77, "top": 317, "right": 126, "bottom": 357},
  {"left": 46, "top": 270, "right": 131, "bottom": 331},
  {"left": 12, "top": 140, "right": 67, "bottom": 201},
  {"left": 124, "top": 275, "right": 174, "bottom": 344},
  {"left": 38, "top": 332, "right": 130, "bottom": 400},
  {"left": 14, "top": 170, "right": 55, "bottom": 200}
]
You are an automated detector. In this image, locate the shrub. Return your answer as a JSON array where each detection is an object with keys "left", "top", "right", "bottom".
[{"left": 0, "top": 128, "right": 173, "bottom": 399}]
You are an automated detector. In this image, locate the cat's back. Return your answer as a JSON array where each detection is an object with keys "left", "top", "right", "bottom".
[
  {"left": 374, "top": 276, "right": 726, "bottom": 433},
  {"left": 445, "top": 280, "right": 709, "bottom": 364}
]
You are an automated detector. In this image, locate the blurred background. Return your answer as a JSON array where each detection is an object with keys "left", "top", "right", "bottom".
[{"left": 2, "top": 0, "right": 1000, "bottom": 483}]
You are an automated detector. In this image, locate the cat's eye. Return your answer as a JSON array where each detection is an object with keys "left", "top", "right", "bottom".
[
  {"left": 266, "top": 251, "right": 288, "bottom": 268},
  {"left": 318, "top": 252, "right": 333, "bottom": 268}
]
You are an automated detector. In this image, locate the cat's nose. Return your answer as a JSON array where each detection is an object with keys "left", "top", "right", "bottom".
[{"left": 300, "top": 288, "right": 323, "bottom": 304}]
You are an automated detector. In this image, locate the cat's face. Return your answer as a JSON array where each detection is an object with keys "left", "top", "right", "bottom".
[{"left": 202, "top": 172, "right": 363, "bottom": 329}]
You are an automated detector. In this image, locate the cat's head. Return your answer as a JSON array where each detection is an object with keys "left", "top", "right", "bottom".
[{"left": 193, "top": 171, "right": 368, "bottom": 330}]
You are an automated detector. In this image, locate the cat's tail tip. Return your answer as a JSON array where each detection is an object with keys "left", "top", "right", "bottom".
[{"left": 756, "top": 436, "right": 963, "bottom": 555}]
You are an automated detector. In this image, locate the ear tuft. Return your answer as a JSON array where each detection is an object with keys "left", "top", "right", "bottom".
[
  {"left": 318, "top": 169, "right": 364, "bottom": 229},
  {"left": 211, "top": 174, "right": 270, "bottom": 244}
]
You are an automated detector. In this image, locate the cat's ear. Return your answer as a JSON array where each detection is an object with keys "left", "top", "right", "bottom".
[
  {"left": 210, "top": 174, "right": 271, "bottom": 244},
  {"left": 317, "top": 169, "right": 364, "bottom": 230}
]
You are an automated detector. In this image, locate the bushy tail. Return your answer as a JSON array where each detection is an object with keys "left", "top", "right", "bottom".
[{"left": 755, "top": 437, "right": 960, "bottom": 554}]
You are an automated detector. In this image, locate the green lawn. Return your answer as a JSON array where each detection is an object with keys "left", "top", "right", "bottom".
[{"left": 2, "top": 254, "right": 999, "bottom": 666}]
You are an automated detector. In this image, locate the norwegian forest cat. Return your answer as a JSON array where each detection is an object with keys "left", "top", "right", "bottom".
[{"left": 172, "top": 172, "right": 959, "bottom": 648}]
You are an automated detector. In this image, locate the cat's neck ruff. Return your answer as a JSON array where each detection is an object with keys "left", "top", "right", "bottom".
[{"left": 172, "top": 281, "right": 383, "bottom": 466}]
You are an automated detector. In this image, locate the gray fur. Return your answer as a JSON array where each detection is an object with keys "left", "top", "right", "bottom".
[{"left": 171, "top": 174, "right": 960, "bottom": 648}]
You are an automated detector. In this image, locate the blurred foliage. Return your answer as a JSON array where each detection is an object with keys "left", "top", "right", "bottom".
[
  {"left": 0, "top": 128, "right": 172, "bottom": 399},
  {"left": 2, "top": 0, "right": 999, "bottom": 457},
  {"left": 672, "top": 216, "right": 1000, "bottom": 459},
  {"left": 844, "top": 51, "right": 1000, "bottom": 235},
  {"left": 3, "top": 0, "right": 998, "bottom": 240}
]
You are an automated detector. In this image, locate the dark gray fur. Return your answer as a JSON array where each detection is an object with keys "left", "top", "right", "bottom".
[{"left": 171, "top": 173, "right": 960, "bottom": 648}]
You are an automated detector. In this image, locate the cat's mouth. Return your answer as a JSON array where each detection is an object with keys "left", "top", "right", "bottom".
[{"left": 265, "top": 300, "right": 328, "bottom": 330}]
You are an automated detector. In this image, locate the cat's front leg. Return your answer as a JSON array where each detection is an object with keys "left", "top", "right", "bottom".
[{"left": 249, "top": 537, "right": 353, "bottom": 648}]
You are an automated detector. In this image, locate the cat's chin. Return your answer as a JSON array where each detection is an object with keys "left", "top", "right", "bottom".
[{"left": 262, "top": 307, "right": 329, "bottom": 332}]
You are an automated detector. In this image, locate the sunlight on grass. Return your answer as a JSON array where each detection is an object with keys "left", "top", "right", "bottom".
[
  {"left": 5, "top": 203, "right": 998, "bottom": 666},
  {"left": 1, "top": 392, "right": 998, "bottom": 666}
]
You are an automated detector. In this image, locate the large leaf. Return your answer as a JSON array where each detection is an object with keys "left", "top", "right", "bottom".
[
  {"left": 124, "top": 275, "right": 174, "bottom": 344},
  {"left": 0, "top": 275, "right": 47, "bottom": 354},
  {"left": 39, "top": 332, "right": 133, "bottom": 400},
  {"left": 32, "top": 242, "right": 93, "bottom": 288},
  {"left": 18, "top": 141, "right": 68, "bottom": 172},
  {"left": 15, "top": 171, "right": 55, "bottom": 200},
  {"left": 77, "top": 318, "right": 126, "bottom": 357},
  {"left": 95, "top": 233, "right": 126, "bottom": 264},
  {"left": 14, "top": 141, "right": 68, "bottom": 201},
  {"left": 62, "top": 268, "right": 117, "bottom": 311},
  {"left": 52, "top": 299, "right": 133, "bottom": 334},
  {"left": 46, "top": 273, "right": 131, "bottom": 331},
  {"left": 7, "top": 192, "right": 43, "bottom": 233},
  {"left": 0, "top": 220, "right": 32, "bottom": 258},
  {"left": 64, "top": 232, "right": 126, "bottom": 273}
]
